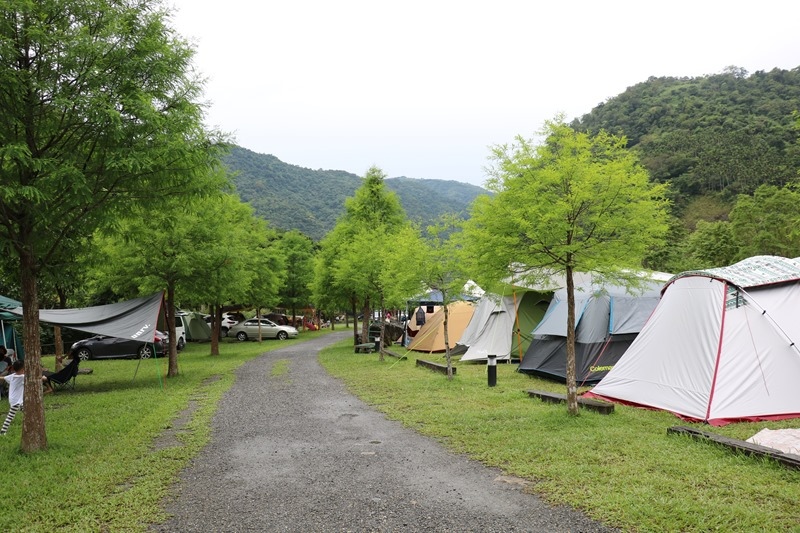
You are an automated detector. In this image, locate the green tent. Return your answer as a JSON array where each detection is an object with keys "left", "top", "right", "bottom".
[
  {"left": 0, "top": 295, "right": 24, "bottom": 360},
  {"left": 180, "top": 311, "right": 212, "bottom": 342}
]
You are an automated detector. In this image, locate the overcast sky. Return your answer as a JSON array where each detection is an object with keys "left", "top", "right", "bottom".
[{"left": 167, "top": 1, "right": 800, "bottom": 187}]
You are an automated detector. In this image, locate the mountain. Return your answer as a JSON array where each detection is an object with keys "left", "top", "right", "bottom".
[
  {"left": 223, "top": 145, "right": 487, "bottom": 240},
  {"left": 571, "top": 66, "right": 800, "bottom": 210}
]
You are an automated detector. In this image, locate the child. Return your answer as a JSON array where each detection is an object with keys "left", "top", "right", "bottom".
[{"left": 1, "top": 360, "right": 25, "bottom": 435}]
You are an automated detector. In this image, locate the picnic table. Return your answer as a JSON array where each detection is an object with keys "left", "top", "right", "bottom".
[{"left": 354, "top": 342, "right": 376, "bottom": 354}]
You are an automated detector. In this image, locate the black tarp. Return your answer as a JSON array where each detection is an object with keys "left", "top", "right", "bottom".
[{"left": 8, "top": 292, "right": 164, "bottom": 343}]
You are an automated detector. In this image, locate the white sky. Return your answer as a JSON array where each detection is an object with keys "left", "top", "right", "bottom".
[{"left": 167, "top": 0, "right": 800, "bottom": 187}]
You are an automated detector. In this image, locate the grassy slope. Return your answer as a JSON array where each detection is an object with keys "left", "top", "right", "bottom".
[{"left": 319, "top": 342, "right": 800, "bottom": 533}]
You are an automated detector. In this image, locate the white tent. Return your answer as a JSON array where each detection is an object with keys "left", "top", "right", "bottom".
[
  {"left": 587, "top": 256, "right": 800, "bottom": 426},
  {"left": 457, "top": 290, "right": 551, "bottom": 362}
]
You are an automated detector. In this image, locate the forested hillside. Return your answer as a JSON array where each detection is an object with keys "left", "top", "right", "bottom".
[
  {"left": 224, "top": 146, "right": 486, "bottom": 240},
  {"left": 572, "top": 66, "right": 800, "bottom": 210}
]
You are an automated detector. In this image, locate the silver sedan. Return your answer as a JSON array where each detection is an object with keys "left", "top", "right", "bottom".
[{"left": 228, "top": 318, "right": 298, "bottom": 341}]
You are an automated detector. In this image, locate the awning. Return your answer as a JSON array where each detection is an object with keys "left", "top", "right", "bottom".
[{"left": 8, "top": 292, "right": 164, "bottom": 343}]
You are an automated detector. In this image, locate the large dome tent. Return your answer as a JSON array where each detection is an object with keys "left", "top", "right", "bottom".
[{"left": 586, "top": 256, "right": 800, "bottom": 426}]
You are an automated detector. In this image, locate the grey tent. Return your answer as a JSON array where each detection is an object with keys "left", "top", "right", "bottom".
[
  {"left": 9, "top": 292, "right": 164, "bottom": 343},
  {"left": 518, "top": 276, "right": 668, "bottom": 384}
]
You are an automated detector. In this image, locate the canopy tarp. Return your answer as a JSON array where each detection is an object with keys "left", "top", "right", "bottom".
[{"left": 8, "top": 292, "right": 164, "bottom": 344}]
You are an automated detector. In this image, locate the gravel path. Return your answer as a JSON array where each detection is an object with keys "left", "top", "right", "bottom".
[{"left": 152, "top": 332, "right": 613, "bottom": 532}]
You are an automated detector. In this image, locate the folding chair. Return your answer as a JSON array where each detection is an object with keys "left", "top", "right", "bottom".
[{"left": 44, "top": 357, "right": 80, "bottom": 392}]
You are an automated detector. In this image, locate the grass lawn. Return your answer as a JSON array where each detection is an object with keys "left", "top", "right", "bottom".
[
  {"left": 0, "top": 330, "right": 331, "bottom": 532},
  {"left": 4, "top": 330, "right": 799, "bottom": 532},
  {"left": 319, "top": 342, "right": 800, "bottom": 533}
]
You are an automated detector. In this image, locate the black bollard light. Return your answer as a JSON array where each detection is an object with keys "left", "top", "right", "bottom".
[{"left": 487, "top": 354, "right": 497, "bottom": 387}]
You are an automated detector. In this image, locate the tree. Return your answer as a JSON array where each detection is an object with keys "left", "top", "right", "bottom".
[
  {"left": 683, "top": 220, "right": 738, "bottom": 269},
  {"left": 243, "top": 220, "right": 286, "bottom": 340},
  {"left": 312, "top": 223, "right": 359, "bottom": 340},
  {"left": 278, "top": 231, "right": 315, "bottom": 327},
  {"left": 729, "top": 184, "right": 800, "bottom": 260},
  {"left": 313, "top": 166, "right": 409, "bottom": 349},
  {"left": 178, "top": 195, "right": 259, "bottom": 355},
  {"left": 418, "top": 216, "right": 469, "bottom": 379},
  {"left": 89, "top": 183, "right": 238, "bottom": 375},
  {"left": 0, "top": 0, "right": 224, "bottom": 451},
  {"left": 465, "top": 120, "right": 669, "bottom": 415}
]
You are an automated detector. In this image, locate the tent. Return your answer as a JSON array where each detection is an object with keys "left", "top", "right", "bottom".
[
  {"left": 407, "top": 301, "right": 475, "bottom": 353},
  {"left": 0, "top": 295, "right": 24, "bottom": 360},
  {"left": 404, "top": 284, "right": 482, "bottom": 346},
  {"left": 178, "top": 311, "right": 212, "bottom": 342},
  {"left": 586, "top": 256, "right": 800, "bottom": 426},
  {"left": 518, "top": 275, "right": 668, "bottom": 384},
  {"left": 456, "top": 289, "right": 551, "bottom": 362}
]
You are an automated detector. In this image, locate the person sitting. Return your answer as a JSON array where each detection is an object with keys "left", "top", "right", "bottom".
[
  {"left": 42, "top": 354, "right": 79, "bottom": 393},
  {"left": 0, "top": 347, "right": 12, "bottom": 374}
]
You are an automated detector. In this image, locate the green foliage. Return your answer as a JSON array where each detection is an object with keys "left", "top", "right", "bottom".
[
  {"left": 0, "top": 0, "right": 226, "bottom": 451},
  {"left": 572, "top": 67, "right": 800, "bottom": 205},
  {"left": 466, "top": 120, "right": 671, "bottom": 287},
  {"left": 224, "top": 146, "right": 486, "bottom": 240},
  {"left": 683, "top": 220, "right": 739, "bottom": 269},
  {"left": 312, "top": 166, "right": 423, "bottom": 346},
  {"left": 0, "top": 0, "right": 225, "bottom": 270},
  {"left": 729, "top": 184, "right": 800, "bottom": 259},
  {"left": 277, "top": 230, "right": 314, "bottom": 316}
]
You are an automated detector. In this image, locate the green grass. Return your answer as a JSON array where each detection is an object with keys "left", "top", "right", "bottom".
[
  {"left": 0, "top": 331, "right": 330, "bottom": 532},
  {"left": 5, "top": 331, "right": 799, "bottom": 532},
  {"left": 319, "top": 342, "right": 800, "bottom": 533}
]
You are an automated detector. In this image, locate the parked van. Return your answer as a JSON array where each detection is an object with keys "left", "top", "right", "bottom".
[{"left": 174, "top": 314, "right": 187, "bottom": 350}]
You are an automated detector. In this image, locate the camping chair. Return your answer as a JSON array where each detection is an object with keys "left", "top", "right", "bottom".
[{"left": 44, "top": 356, "right": 80, "bottom": 392}]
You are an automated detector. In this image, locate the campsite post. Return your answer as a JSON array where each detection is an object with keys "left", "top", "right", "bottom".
[{"left": 487, "top": 354, "right": 497, "bottom": 387}]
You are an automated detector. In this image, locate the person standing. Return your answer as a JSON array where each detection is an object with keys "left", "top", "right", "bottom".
[{"left": 1, "top": 360, "right": 25, "bottom": 435}]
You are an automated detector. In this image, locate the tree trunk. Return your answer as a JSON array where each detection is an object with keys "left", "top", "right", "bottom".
[
  {"left": 378, "top": 296, "right": 385, "bottom": 362},
  {"left": 360, "top": 297, "right": 370, "bottom": 347},
  {"left": 19, "top": 247, "right": 47, "bottom": 452},
  {"left": 351, "top": 299, "right": 358, "bottom": 344},
  {"left": 443, "top": 301, "right": 453, "bottom": 380},
  {"left": 210, "top": 304, "right": 220, "bottom": 356},
  {"left": 54, "top": 287, "right": 68, "bottom": 370},
  {"left": 166, "top": 285, "right": 178, "bottom": 377},
  {"left": 565, "top": 263, "right": 579, "bottom": 415}
]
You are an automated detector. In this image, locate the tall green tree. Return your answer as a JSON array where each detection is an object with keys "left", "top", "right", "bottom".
[
  {"left": 90, "top": 185, "right": 240, "bottom": 376},
  {"left": 0, "top": 0, "right": 224, "bottom": 451},
  {"left": 314, "top": 166, "right": 409, "bottom": 348},
  {"left": 465, "top": 120, "right": 669, "bottom": 415},
  {"left": 278, "top": 231, "right": 314, "bottom": 326},
  {"left": 178, "top": 195, "right": 258, "bottom": 355},
  {"left": 243, "top": 219, "right": 286, "bottom": 340},
  {"left": 312, "top": 223, "right": 358, "bottom": 338}
]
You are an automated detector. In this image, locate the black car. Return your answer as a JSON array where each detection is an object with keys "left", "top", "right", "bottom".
[{"left": 70, "top": 330, "right": 168, "bottom": 360}]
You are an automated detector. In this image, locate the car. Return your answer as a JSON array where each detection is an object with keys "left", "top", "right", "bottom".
[
  {"left": 71, "top": 330, "right": 168, "bottom": 360},
  {"left": 228, "top": 318, "right": 298, "bottom": 341},
  {"left": 174, "top": 313, "right": 187, "bottom": 350},
  {"left": 204, "top": 312, "right": 245, "bottom": 337}
]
